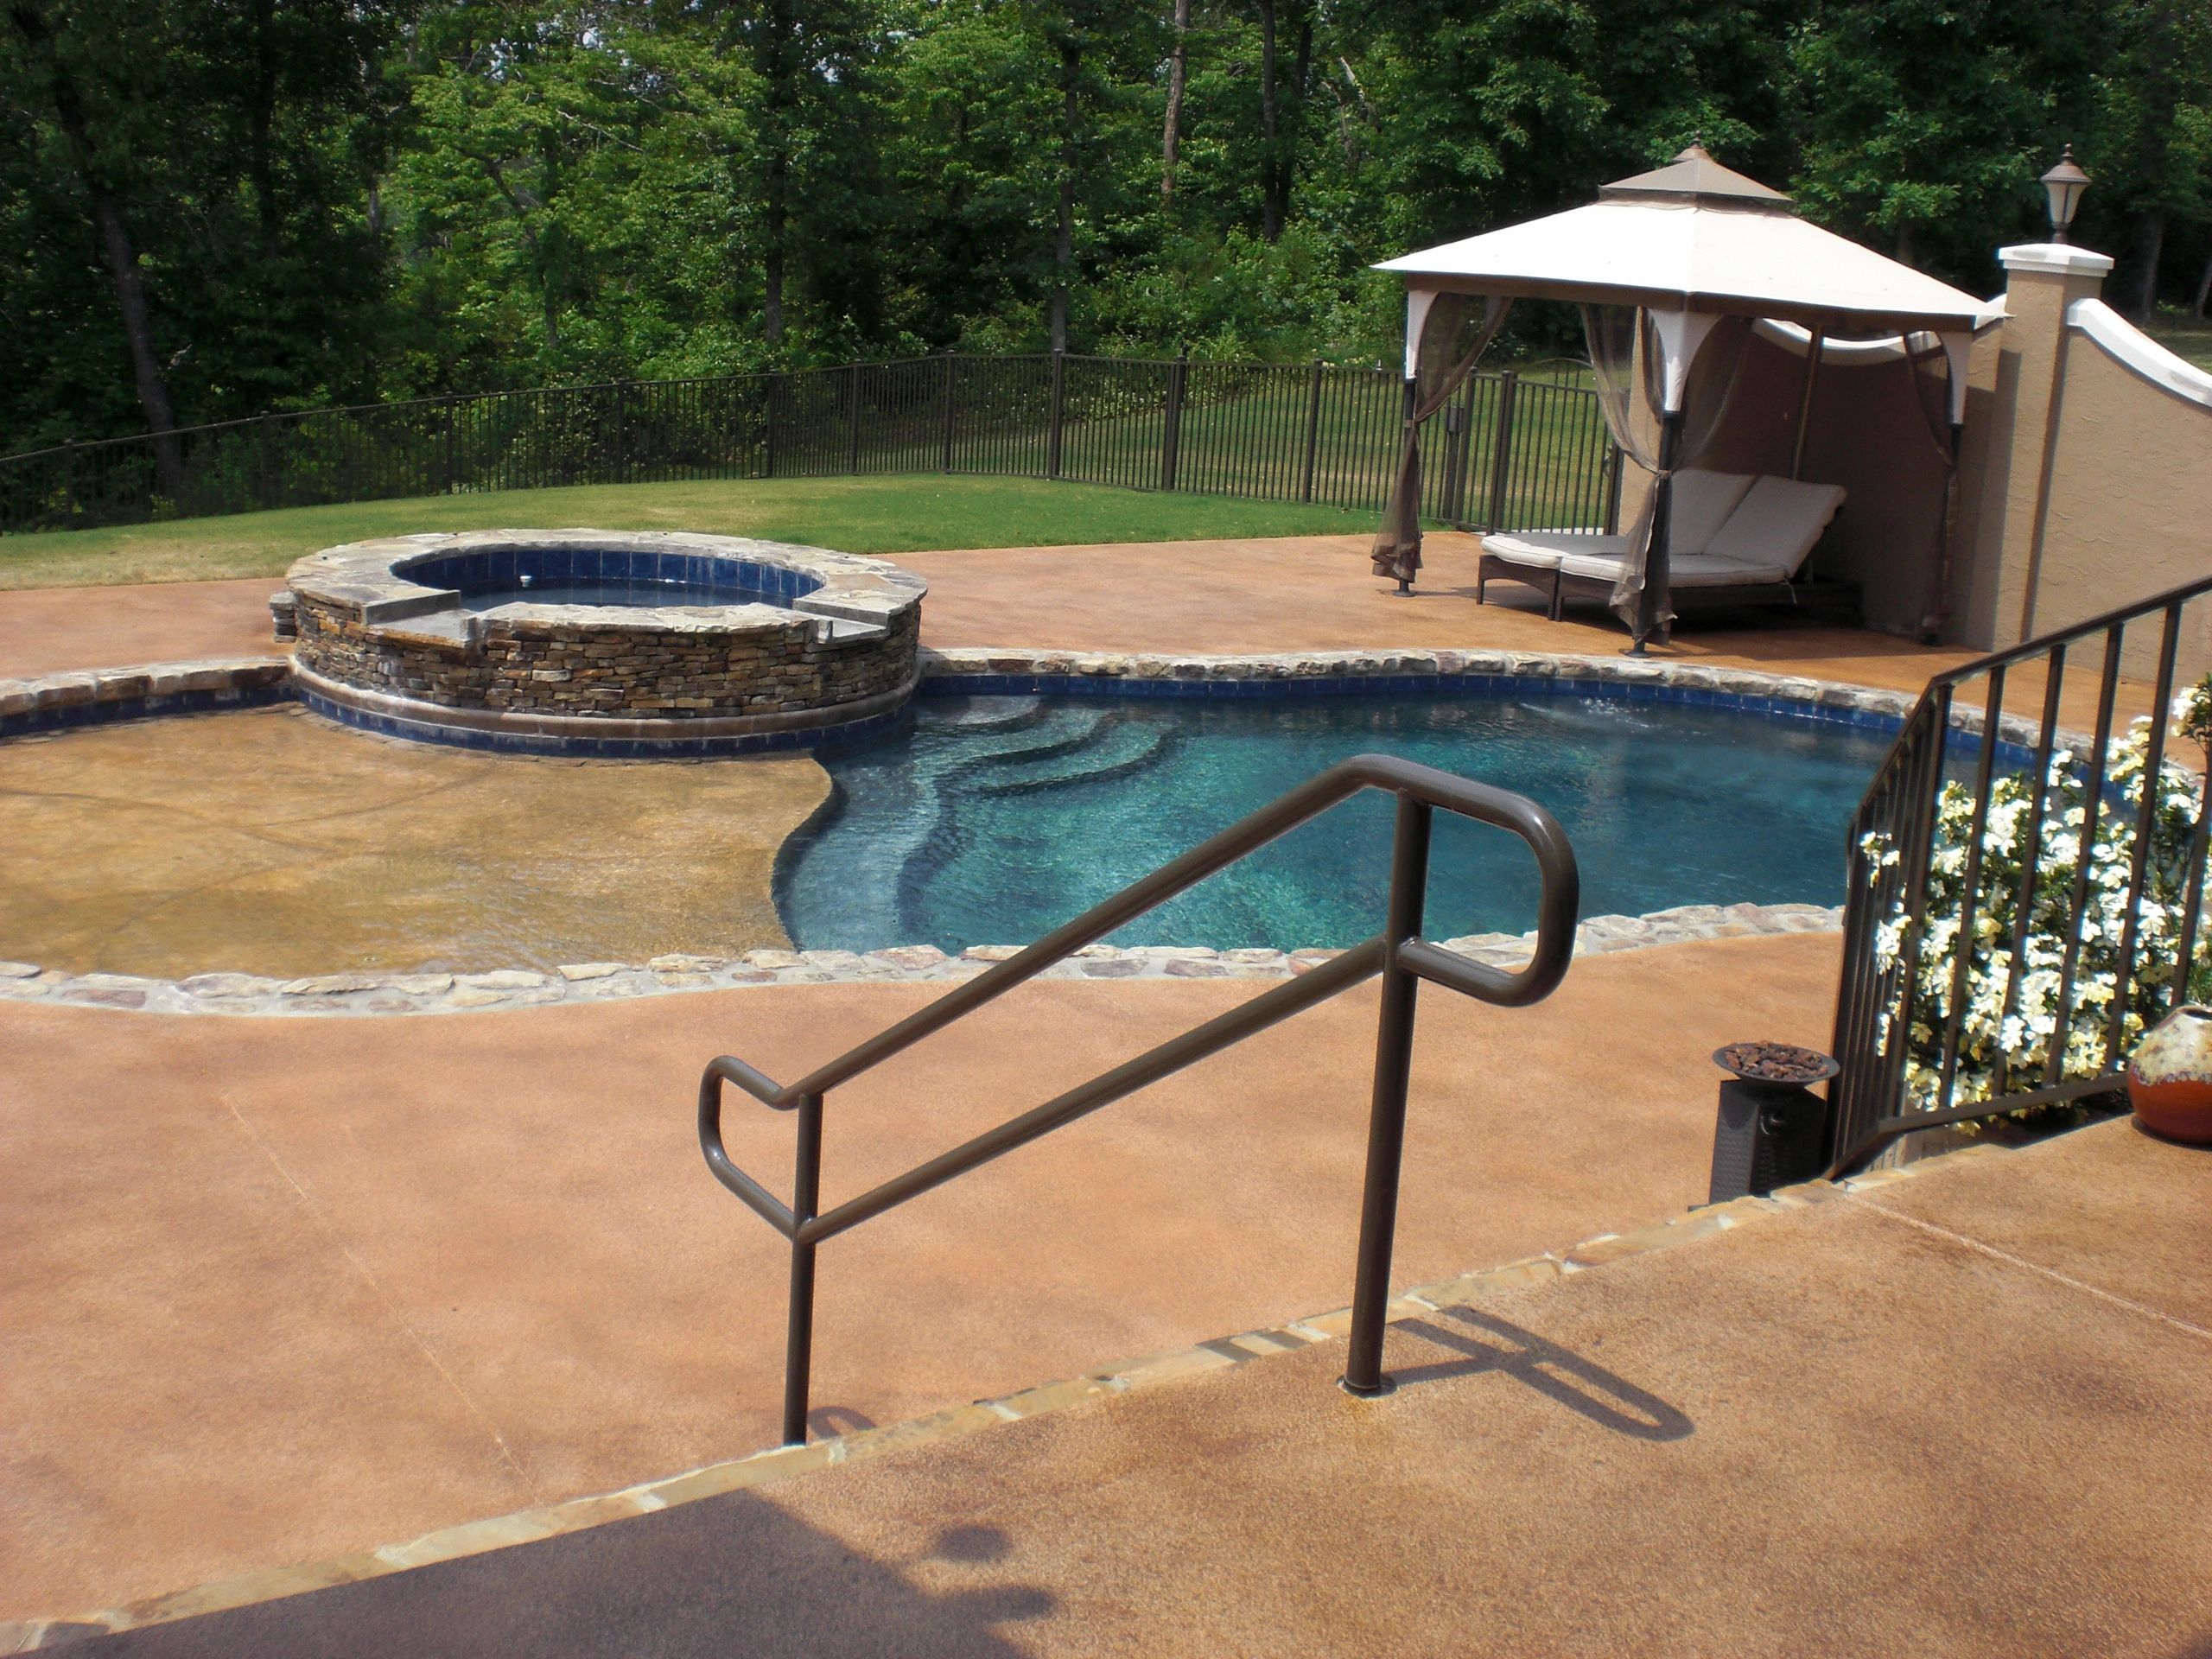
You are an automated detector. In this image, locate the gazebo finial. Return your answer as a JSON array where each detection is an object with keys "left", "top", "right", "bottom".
[{"left": 1603, "top": 146, "right": 1792, "bottom": 211}]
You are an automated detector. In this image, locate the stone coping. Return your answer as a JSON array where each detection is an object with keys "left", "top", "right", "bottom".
[
  {"left": 1, "top": 646, "right": 2090, "bottom": 754},
  {"left": 285, "top": 528, "right": 925, "bottom": 640},
  {"left": 0, "top": 658, "right": 291, "bottom": 735},
  {"left": 0, "top": 901, "right": 1843, "bottom": 1018},
  {"left": 292, "top": 660, "right": 923, "bottom": 756},
  {"left": 913, "top": 646, "right": 2102, "bottom": 753},
  {"left": 0, "top": 1141, "right": 2002, "bottom": 1649}
]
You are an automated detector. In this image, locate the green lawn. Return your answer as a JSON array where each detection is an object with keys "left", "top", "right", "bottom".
[
  {"left": 0, "top": 474, "right": 1378, "bottom": 591},
  {"left": 2143, "top": 311, "right": 2212, "bottom": 372}
]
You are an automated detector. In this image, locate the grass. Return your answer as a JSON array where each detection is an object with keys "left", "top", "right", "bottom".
[
  {"left": 0, "top": 474, "right": 1379, "bottom": 591},
  {"left": 2142, "top": 310, "right": 2212, "bottom": 372}
]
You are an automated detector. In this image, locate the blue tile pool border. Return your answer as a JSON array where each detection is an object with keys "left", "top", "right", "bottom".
[{"left": 912, "top": 668, "right": 1916, "bottom": 742}]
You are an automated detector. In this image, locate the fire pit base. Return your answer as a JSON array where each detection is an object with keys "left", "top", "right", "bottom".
[{"left": 1707, "top": 1041, "right": 1838, "bottom": 1203}]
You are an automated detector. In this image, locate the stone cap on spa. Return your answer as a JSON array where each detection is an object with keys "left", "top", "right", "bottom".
[{"left": 286, "top": 528, "right": 926, "bottom": 640}]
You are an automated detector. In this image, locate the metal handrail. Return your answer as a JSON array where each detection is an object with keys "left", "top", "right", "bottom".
[
  {"left": 698, "top": 753, "right": 1580, "bottom": 1445},
  {"left": 1826, "top": 571, "right": 2212, "bottom": 1173}
]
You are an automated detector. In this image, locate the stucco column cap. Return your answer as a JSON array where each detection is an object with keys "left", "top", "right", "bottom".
[{"left": 1999, "top": 243, "right": 2116, "bottom": 276}]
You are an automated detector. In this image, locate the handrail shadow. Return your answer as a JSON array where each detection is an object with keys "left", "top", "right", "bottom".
[{"left": 1391, "top": 1308, "right": 1694, "bottom": 1442}]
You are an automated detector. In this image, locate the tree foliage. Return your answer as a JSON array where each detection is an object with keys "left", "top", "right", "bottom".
[{"left": 3, "top": 0, "right": 2205, "bottom": 450}]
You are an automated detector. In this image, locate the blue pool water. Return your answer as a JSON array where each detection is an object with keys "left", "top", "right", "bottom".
[
  {"left": 778, "top": 692, "right": 1892, "bottom": 951},
  {"left": 458, "top": 576, "right": 772, "bottom": 611}
]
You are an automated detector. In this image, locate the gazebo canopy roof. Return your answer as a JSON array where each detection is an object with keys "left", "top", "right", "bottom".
[{"left": 1375, "top": 147, "right": 1989, "bottom": 334}]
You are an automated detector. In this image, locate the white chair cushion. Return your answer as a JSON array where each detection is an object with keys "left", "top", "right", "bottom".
[
  {"left": 1665, "top": 470, "right": 1758, "bottom": 554},
  {"left": 1552, "top": 550, "right": 1791, "bottom": 586},
  {"left": 1666, "top": 551, "right": 1794, "bottom": 587},
  {"left": 1481, "top": 531, "right": 1631, "bottom": 571},
  {"left": 1703, "top": 476, "right": 1847, "bottom": 575}
]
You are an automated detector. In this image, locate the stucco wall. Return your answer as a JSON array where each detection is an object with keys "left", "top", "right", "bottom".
[
  {"left": 2031, "top": 327, "right": 2212, "bottom": 676},
  {"left": 1950, "top": 263, "right": 2212, "bottom": 680}
]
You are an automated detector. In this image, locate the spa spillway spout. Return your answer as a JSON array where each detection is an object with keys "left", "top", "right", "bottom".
[{"left": 519, "top": 572, "right": 534, "bottom": 589}]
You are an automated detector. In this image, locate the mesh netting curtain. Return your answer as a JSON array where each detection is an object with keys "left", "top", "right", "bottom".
[
  {"left": 1580, "top": 305, "right": 1752, "bottom": 636},
  {"left": 1897, "top": 330, "right": 1965, "bottom": 634},
  {"left": 1370, "top": 294, "right": 1512, "bottom": 585}
]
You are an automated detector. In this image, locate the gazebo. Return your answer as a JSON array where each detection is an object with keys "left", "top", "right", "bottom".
[{"left": 1370, "top": 147, "right": 1995, "bottom": 651}]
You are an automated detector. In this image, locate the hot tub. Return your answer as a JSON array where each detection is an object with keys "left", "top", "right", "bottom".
[{"left": 286, "top": 529, "right": 925, "bottom": 755}]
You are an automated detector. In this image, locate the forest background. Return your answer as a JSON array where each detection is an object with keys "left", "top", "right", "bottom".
[{"left": 5, "top": 0, "right": 2209, "bottom": 457}]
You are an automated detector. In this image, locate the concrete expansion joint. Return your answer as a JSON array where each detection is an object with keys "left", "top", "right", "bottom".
[
  {"left": 0, "top": 900, "right": 1845, "bottom": 1018},
  {"left": 7, "top": 1138, "right": 2000, "bottom": 1650}
]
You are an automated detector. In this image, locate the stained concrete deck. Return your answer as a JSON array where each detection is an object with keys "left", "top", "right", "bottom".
[
  {"left": 41, "top": 1120, "right": 2212, "bottom": 1656},
  {"left": 0, "top": 534, "right": 1977, "bottom": 693},
  {"left": 3, "top": 533, "right": 2190, "bottom": 1649},
  {"left": 0, "top": 934, "right": 1838, "bottom": 1624}
]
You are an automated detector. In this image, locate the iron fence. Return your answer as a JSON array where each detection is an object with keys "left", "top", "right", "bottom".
[
  {"left": 1827, "top": 573, "right": 2212, "bottom": 1170},
  {"left": 0, "top": 353, "right": 1618, "bottom": 540}
]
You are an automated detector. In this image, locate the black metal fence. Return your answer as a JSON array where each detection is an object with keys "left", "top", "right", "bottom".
[
  {"left": 1827, "top": 573, "right": 2212, "bottom": 1170},
  {"left": 0, "top": 353, "right": 1620, "bottom": 539}
]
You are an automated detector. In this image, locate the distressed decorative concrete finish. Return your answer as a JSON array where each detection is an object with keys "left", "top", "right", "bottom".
[
  {"left": 21, "top": 1122, "right": 2210, "bottom": 1656},
  {"left": 0, "top": 934, "right": 1847, "bottom": 1624},
  {"left": 0, "top": 705, "right": 827, "bottom": 980},
  {"left": 0, "top": 1160, "right": 1859, "bottom": 1648},
  {"left": 0, "top": 901, "right": 1842, "bottom": 1016}
]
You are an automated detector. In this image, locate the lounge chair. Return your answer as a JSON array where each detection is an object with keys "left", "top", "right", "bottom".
[{"left": 1476, "top": 471, "right": 1847, "bottom": 622}]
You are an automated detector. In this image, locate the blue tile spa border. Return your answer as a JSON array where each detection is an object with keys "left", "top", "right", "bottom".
[{"left": 293, "top": 679, "right": 916, "bottom": 759}]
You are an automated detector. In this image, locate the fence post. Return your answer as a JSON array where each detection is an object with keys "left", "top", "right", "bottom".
[
  {"left": 444, "top": 397, "right": 458, "bottom": 497},
  {"left": 61, "top": 439, "right": 77, "bottom": 528},
  {"left": 1160, "top": 349, "right": 1188, "bottom": 493},
  {"left": 1300, "top": 359, "right": 1324, "bottom": 503},
  {"left": 764, "top": 375, "right": 779, "bottom": 479},
  {"left": 257, "top": 411, "right": 273, "bottom": 509},
  {"left": 940, "top": 349, "right": 957, "bottom": 474},
  {"left": 848, "top": 362, "right": 862, "bottom": 475},
  {"left": 1442, "top": 377, "right": 1478, "bottom": 527},
  {"left": 1046, "top": 350, "right": 1066, "bottom": 479},
  {"left": 613, "top": 379, "right": 628, "bottom": 485},
  {"left": 1485, "top": 370, "right": 1520, "bottom": 533}
]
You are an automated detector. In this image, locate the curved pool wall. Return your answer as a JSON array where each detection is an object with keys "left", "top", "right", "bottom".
[{"left": 287, "top": 529, "right": 926, "bottom": 756}]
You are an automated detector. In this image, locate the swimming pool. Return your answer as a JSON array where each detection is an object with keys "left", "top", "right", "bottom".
[{"left": 778, "top": 690, "right": 1893, "bottom": 951}]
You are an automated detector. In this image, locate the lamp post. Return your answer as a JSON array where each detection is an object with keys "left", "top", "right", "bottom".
[{"left": 2041, "top": 144, "right": 2090, "bottom": 244}]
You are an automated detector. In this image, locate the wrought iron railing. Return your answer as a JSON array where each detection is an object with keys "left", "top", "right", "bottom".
[
  {"left": 0, "top": 353, "right": 1618, "bottom": 540},
  {"left": 1827, "top": 574, "right": 2212, "bottom": 1171},
  {"left": 696, "top": 753, "right": 1580, "bottom": 1446}
]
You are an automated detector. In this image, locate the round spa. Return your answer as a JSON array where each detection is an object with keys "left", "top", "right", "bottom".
[{"left": 287, "top": 530, "right": 925, "bottom": 755}]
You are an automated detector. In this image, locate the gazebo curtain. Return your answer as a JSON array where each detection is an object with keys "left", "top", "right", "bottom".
[
  {"left": 1370, "top": 294, "right": 1512, "bottom": 585},
  {"left": 1580, "top": 305, "right": 1753, "bottom": 635}
]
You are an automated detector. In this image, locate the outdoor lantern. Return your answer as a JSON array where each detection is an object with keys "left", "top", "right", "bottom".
[{"left": 2041, "top": 144, "right": 2091, "bottom": 244}]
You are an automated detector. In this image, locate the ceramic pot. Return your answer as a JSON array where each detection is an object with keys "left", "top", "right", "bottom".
[{"left": 2126, "top": 1005, "right": 2212, "bottom": 1144}]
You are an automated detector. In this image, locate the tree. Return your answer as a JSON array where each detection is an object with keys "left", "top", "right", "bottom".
[
  {"left": 5, "top": 0, "right": 181, "bottom": 485},
  {"left": 1786, "top": 0, "right": 2086, "bottom": 289}
]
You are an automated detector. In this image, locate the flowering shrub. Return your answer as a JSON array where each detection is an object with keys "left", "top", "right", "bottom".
[{"left": 1868, "top": 704, "right": 2211, "bottom": 1116}]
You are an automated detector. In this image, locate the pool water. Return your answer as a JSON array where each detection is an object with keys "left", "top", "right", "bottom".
[
  {"left": 459, "top": 576, "right": 778, "bottom": 611},
  {"left": 778, "top": 692, "right": 1891, "bottom": 952}
]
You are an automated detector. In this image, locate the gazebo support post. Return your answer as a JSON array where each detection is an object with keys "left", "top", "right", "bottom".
[
  {"left": 1390, "top": 374, "right": 1419, "bottom": 594},
  {"left": 1628, "top": 408, "right": 1686, "bottom": 656},
  {"left": 1789, "top": 326, "right": 1826, "bottom": 480}
]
